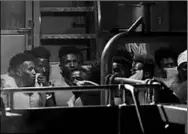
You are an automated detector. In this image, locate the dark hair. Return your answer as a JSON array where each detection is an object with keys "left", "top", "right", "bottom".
[
  {"left": 31, "top": 47, "right": 51, "bottom": 59},
  {"left": 58, "top": 46, "right": 83, "bottom": 61},
  {"left": 9, "top": 52, "right": 36, "bottom": 71},
  {"left": 113, "top": 49, "right": 133, "bottom": 72},
  {"left": 113, "top": 49, "right": 132, "bottom": 64},
  {"left": 154, "top": 47, "right": 178, "bottom": 67}
]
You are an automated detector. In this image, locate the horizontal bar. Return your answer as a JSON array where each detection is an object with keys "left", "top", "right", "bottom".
[
  {"left": 41, "top": 34, "right": 96, "bottom": 40},
  {"left": 1, "top": 85, "right": 118, "bottom": 93},
  {"left": 120, "top": 32, "right": 187, "bottom": 43},
  {"left": 1, "top": 84, "right": 161, "bottom": 93},
  {"left": 115, "top": 32, "right": 187, "bottom": 38},
  {"left": 1, "top": 30, "right": 24, "bottom": 35},
  {"left": 9, "top": 105, "right": 108, "bottom": 112},
  {"left": 114, "top": 77, "right": 146, "bottom": 84},
  {"left": 40, "top": 7, "right": 94, "bottom": 13}
]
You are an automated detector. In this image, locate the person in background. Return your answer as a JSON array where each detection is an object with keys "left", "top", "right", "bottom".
[
  {"left": 67, "top": 66, "right": 91, "bottom": 107},
  {"left": 126, "top": 53, "right": 156, "bottom": 104},
  {"left": 50, "top": 46, "right": 83, "bottom": 106},
  {"left": 31, "top": 47, "right": 56, "bottom": 106},
  {"left": 154, "top": 47, "right": 178, "bottom": 78},
  {"left": 31, "top": 47, "right": 51, "bottom": 86},
  {"left": 1, "top": 52, "right": 46, "bottom": 109},
  {"left": 112, "top": 49, "right": 132, "bottom": 78},
  {"left": 112, "top": 49, "right": 132, "bottom": 105},
  {"left": 131, "top": 53, "right": 156, "bottom": 80},
  {"left": 58, "top": 47, "right": 83, "bottom": 85},
  {"left": 79, "top": 64, "right": 101, "bottom": 106},
  {"left": 127, "top": 53, "right": 180, "bottom": 104},
  {"left": 169, "top": 50, "right": 187, "bottom": 103}
]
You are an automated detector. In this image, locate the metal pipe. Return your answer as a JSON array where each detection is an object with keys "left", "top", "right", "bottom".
[
  {"left": 1, "top": 85, "right": 120, "bottom": 93},
  {"left": 141, "top": 2, "right": 155, "bottom": 32},
  {"left": 114, "top": 77, "right": 146, "bottom": 85},
  {"left": 124, "top": 84, "right": 145, "bottom": 134},
  {"left": 1, "top": 84, "right": 161, "bottom": 93},
  {"left": 96, "top": 0, "right": 101, "bottom": 33},
  {"left": 127, "top": 16, "right": 143, "bottom": 32}
]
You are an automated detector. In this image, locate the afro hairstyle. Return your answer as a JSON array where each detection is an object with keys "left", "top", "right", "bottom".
[
  {"left": 58, "top": 46, "right": 83, "bottom": 61},
  {"left": 154, "top": 47, "right": 178, "bottom": 67},
  {"left": 31, "top": 47, "right": 51, "bottom": 59},
  {"left": 9, "top": 52, "right": 36, "bottom": 71}
]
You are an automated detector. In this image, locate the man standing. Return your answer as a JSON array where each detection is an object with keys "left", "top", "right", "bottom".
[{"left": 1, "top": 52, "right": 46, "bottom": 109}]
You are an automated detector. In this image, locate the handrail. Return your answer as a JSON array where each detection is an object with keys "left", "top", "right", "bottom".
[
  {"left": 1, "top": 84, "right": 161, "bottom": 111},
  {"left": 1, "top": 84, "right": 160, "bottom": 93},
  {"left": 1, "top": 85, "right": 119, "bottom": 93},
  {"left": 100, "top": 16, "right": 144, "bottom": 105}
]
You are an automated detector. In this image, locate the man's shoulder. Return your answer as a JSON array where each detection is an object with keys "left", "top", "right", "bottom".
[{"left": 1, "top": 73, "right": 18, "bottom": 88}]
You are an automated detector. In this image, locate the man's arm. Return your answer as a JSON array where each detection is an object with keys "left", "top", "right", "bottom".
[{"left": 67, "top": 95, "right": 76, "bottom": 107}]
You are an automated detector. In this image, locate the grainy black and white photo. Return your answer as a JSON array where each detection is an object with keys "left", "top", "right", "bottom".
[{"left": 0, "top": 1, "right": 187, "bottom": 133}]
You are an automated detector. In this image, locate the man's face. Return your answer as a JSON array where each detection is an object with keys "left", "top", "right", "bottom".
[
  {"left": 60, "top": 54, "right": 81, "bottom": 77},
  {"left": 178, "top": 62, "right": 187, "bottom": 81},
  {"left": 70, "top": 70, "right": 88, "bottom": 85},
  {"left": 18, "top": 61, "right": 36, "bottom": 86},
  {"left": 160, "top": 58, "right": 176, "bottom": 70},
  {"left": 35, "top": 58, "right": 50, "bottom": 78},
  {"left": 112, "top": 62, "right": 125, "bottom": 77}
]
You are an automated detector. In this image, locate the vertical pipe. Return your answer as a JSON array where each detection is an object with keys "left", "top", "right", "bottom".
[
  {"left": 142, "top": 2, "right": 154, "bottom": 32},
  {"left": 94, "top": 0, "right": 102, "bottom": 60},
  {"left": 124, "top": 84, "right": 145, "bottom": 134},
  {"left": 33, "top": 1, "right": 41, "bottom": 47},
  {"left": 9, "top": 92, "right": 14, "bottom": 110}
]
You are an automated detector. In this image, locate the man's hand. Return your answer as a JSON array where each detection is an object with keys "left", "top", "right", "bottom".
[
  {"left": 67, "top": 95, "right": 76, "bottom": 107},
  {"left": 37, "top": 75, "right": 49, "bottom": 86}
]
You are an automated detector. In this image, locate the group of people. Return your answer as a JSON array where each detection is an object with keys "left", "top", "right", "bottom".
[
  {"left": 111, "top": 47, "right": 187, "bottom": 104},
  {"left": 0, "top": 45, "right": 187, "bottom": 109},
  {"left": 1, "top": 46, "right": 101, "bottom": 109}
]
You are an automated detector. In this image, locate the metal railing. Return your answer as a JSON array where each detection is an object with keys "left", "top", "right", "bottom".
[
  {"left": 0, "top": 83, "right": 169, "bottom": 134},
  {"left": 1, "top": 84, "right": 161, "bottom": 110}
]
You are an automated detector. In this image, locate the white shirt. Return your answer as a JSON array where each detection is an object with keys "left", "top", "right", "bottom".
[
  {"left": 1, "top": 73, "right": 45, "bottom": 109},
  {"left": 50, "top": 63, "right": 74, "bottom": 106}
]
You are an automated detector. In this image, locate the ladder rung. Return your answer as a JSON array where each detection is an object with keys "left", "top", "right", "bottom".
[
  {"left": 40, "top": 7, "right": 94, "bottom": 13},
  {"left": 41, "top": 34, "right": 96, "bottom": 40}
]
